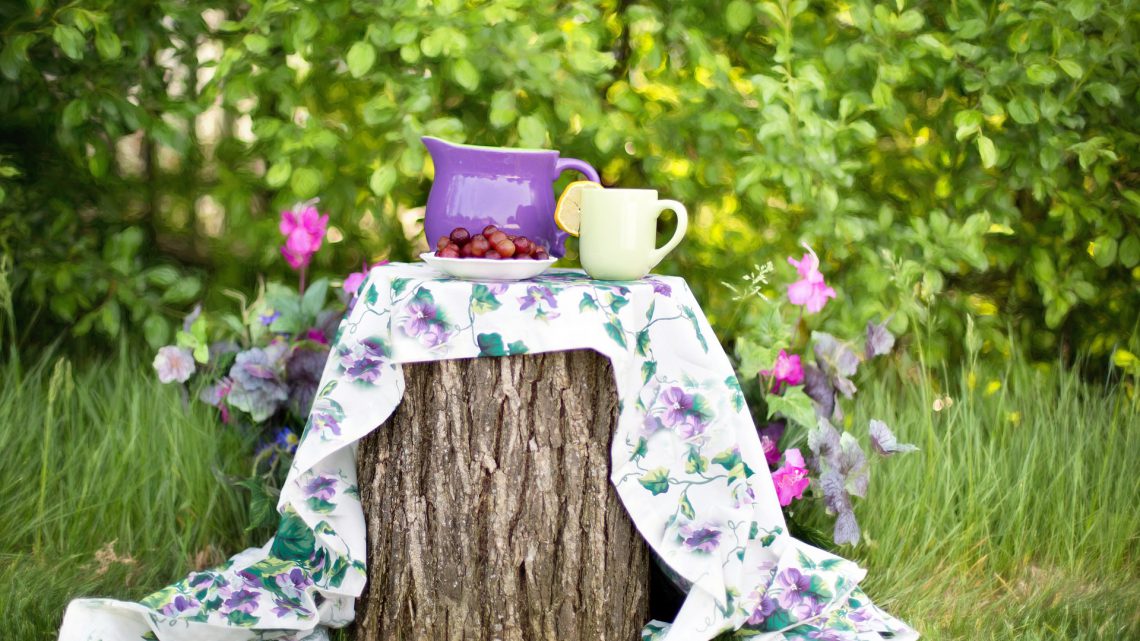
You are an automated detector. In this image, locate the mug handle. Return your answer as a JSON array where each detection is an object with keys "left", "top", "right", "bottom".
[
  {"left": 553, "top": 157, "right": 601, "bottom": 183},
  {"left": 648, "top": 200, "right": 688, "bottom": 269}
]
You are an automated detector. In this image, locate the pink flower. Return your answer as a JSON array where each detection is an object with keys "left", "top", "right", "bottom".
[
  {"left": 760, "top": 350, "right": 804, "bottom": 391},
  {"left": 771, "top": 447, "right": 810, "bottom": 506},
  {"left": 303, "top": 328, "right": 328, "bottom": 345},
  {"left": 787, "top": 244, "right": 836, "bottom": 313},
  {"left": 279, "top": 202, "right": 329, "bottom": 271},
  {"left": 153, "top": 346, "right": 196, "bottom": 384},
  {"left": 343, "top": 260, "right": 388, "bottom": 297}
]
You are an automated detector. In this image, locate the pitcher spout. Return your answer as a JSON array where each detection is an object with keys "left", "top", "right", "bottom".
[{"left": 421, "top": 136, "right": 456, "bottom": 163}]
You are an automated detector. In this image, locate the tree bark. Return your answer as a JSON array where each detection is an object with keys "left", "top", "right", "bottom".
[{"left": 355, "top": 350, "right": 650, "bottom": 641}]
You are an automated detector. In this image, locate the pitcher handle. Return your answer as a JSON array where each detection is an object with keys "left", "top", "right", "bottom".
[
  {"left": 553, "top": 157, "right": 600, "bottom": 183},
  {"left": 647, "top": 200, "right": 688, "bottom": 270}
]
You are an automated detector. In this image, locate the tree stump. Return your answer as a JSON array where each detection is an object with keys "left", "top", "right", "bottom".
[{"left": 355, "top": 350, "right": 650, "bottom": 641}]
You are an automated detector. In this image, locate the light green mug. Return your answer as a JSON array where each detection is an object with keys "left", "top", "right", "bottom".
[{"left": 578, "top": 188, "right": 688, "bottom": 281}]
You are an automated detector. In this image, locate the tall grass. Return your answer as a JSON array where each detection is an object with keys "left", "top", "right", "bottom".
[
  {"left": 0, "top": 347, "right": 258, "bottom": 639},
  {"left": 805, "top": 351, "right": 1140, "bottom": 640},
  {"left": 1, "top": 340, "right": 1136, "bottom": 640}
]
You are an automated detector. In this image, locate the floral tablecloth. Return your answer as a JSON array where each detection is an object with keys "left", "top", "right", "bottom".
[{"left": 60, "top": 263, "right": 916, "bottom": 641}]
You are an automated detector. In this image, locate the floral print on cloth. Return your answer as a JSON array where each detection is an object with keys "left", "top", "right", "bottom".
[{"left": 60, "top": 263, "right": 917, "bottom": 641}]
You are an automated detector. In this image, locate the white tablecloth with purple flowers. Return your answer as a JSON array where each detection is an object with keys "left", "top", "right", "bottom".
[{"left": 60, "top": 262, "right": 916, "bottom": 641}]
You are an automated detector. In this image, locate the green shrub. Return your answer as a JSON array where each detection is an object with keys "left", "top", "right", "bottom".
[{"left": 2, "top": 0, "right": 1137, "bottom": 362}]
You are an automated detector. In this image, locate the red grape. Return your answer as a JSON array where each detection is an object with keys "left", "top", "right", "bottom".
[
  {"left": 495, "top": 239, "right": 516, "bottom": 257},
  {"left": 460, "top": 242, "right": 474, "bottom": 257},
  {"left": 489, "top": 230, "right": 508, "bottom": 245},
  {"left": 485, "top": 249, "right": 501, "bottom": 260},
  {"left": 436, "top": 236, "right": 450, "bottom": 251},
  {"left": 482, "top": 224, "right": 498, "bottom": 238},
  {"left": 469, "top": 236, "right": 489, "bottom": 257},
  {"left": 439, "top": 247, "right": 460, "bottom": 258},
  {"left": 450, "top": 227, "right": 471, "bottom": 244},
  {"left": 513, "top": 237, "right": 531, "bottom": 255},
  {"left": 533, "top": 248, "right": 549, "bottom": 260}
]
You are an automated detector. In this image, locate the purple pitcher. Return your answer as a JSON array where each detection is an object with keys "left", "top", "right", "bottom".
[{"left": 422, "top": 137, "right": 600, "bottom": 257}]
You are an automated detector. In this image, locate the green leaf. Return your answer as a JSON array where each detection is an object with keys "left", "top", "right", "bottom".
[
  {"left": 1025, "top": 65, "right": 1057, "bottom": 86},
  {"left": 685, "top": 447, "right": 708, "bottom": 474},
  {"left": 99, "top": 302, "right": 121, "bottom": 336},
  {"left": 641, "top": 360, "right": 657, "bottom": 384},
  {"left": 301, "top": 278, "right": 329, "bottom": 319},
  {"left": 94, "top": 27, "right": 121, "bottom": 60},
  {"left": 507, "top": 340, "right": 528, "bottom": 355},
  {"left": 1119, "top": 235, "right": 1140, "bottom": 269},
  {"left": 808, "top": 575, "right": 834, "bottom": 600},
  {"left": 635, "top": 329, "right": 651, "bottom": 357},
  {"left": 604, "top": 318, "right": 627, "bottom": 349},
  {"left": 271, "top": 511, "right": 317, "bottom": 561},
  {"left": 766, "top": 386, "right": 817, "bottom": 430},
  {"left": 1057, "top": 59, "right": 1083, "bottom": 79},
  {"left": 736, "top": 337, "right": 780, "bottom": 382},
  {"left": 452, "top": 59, "right": 480, "bottom": 91},
  {"left": 290, "top": 167, "right": 322, "bottom": 199},
  {"left": 243, "top": 33, "right": 269, "bottom": 54},
  {"left": 489, "top": 90, "right": 517, "bottom": 128},
  {"left": 369, "top": 165, "right": 397, "bottom": 197},
  {"left": 476, "top": 332, "right": 507, "bottom": 357},
  {"left": 679, "top": 492, "right": 695, "bottom": 519},
  {"left": 0, "top": 34, "right": 35, "bottom": 80},
  {"left": 517, "top": 115, "right": 547, "bottom": 148},
  {"left": 579, "top": 293, "right": 598, "bottom": 312},
  {"left": 62, "top": 99, "right": 89, "bottom": 129},
  {"left": 711, "top": 447, "right": 742, "bottom": 472},
  {"left": 1086, "top": 82, "right": 1122, "bottom": 106},
  {"left": 976, "top": 134, "right": 997, "bottom": 168},
  {"left": 162, "top": 277, "right": 201, "bottom": 304},
  {"left": 471, "top": 284, "right": 502, "bottom": 313},
  {"left": 390, "top": 278, "right": 410, "bottom": 297},
  {"left": 724, "top": 0, "right": 753, "bottom": 33},
  {"left": 1091, "top": 236, "right": 1117, "bottom": 268},
  {"left": 346, "top": 41, "right": 376, "bottom": 78},
  {"left": 638, "top": 468, "right": 671, "bottom": 495},
  {"left": 1066, "top": 0, "right": 1097, "bottom": 20},
  {"left": 895, "top": 10, "right": 924, "bottom": 32},
  {"left": 1007, "top": 96, "right": 1039, "bottom": 125},
  {"left": 142, "top": 315, "right": 169, "bottom": 349},
  {"left": 631, "top": 437, "right": 648, "bottom": 460},
  {"left": 266, "top": 161, "right": 291, "bottom": 188},
  {"left": 52, "top": 25, "right": 85, "bottom": 60},
  {"left": 682, "top": 306, "right": 708, "bottom": 352}
]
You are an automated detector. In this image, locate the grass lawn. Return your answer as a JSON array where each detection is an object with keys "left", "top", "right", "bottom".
[{"left": 1, "top": 347, "right": 1137, "bottom": 639}]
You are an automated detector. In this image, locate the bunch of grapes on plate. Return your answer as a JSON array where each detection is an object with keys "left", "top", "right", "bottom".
[{"left": 434, "top": 225, "right": 551, "bottom": 260}]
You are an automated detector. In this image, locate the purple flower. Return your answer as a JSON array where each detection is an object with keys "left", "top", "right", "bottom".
[
  {"left": 274, "top": 427, "right": 299, "bottom": 453},
  {"left": 518, "top": 285, "right": 557, "bottom": 311},
  {"left": 340, "top": 337, "right": 387, "bottom": 383},
  {"left": 775, "top": 568, "right": 812, "bottom": 608},
  {"left": 159, "top": 594, "right": 200, "bottom": 617},
  {"left": 222, "top": 588, "right": 260, "bottom": 615},
  {"left": 759, "top": 421, "right": 786, "bottom": 466},
  {"left": 274, "top": 567, "right": 312, "bottom": 595},
  {"left": 402, "top": 300, "right": 438, "bottom": 337},
  {"left": 304, "top": 475, "right": 337, "bottom": 501},
  {"left": 791, "top": 596, "right": 824, "bottom": 621},
  {"left": 683, "top": 526, "right": 721, "bottom": 553},
  {"left": 272, "top": 596, "right": 312, "bottom": 618},
  {"left": 660, "top": 387, "right": 693, "bottom": 426},
  {"left": 311, "top": 408, "right": 341, "bottom": 437},
  {"left": 746, "top": 595, "right": 778, "bottom": 625},
  {"left": 419, "top": 322, "right": 450, "bottom": 348},
  {"left": 650, "top": 279, "right": 673, "bottom": 297},
  {"left": 287, "top": 345, "right": 328, "bottom": 416},
  {"left": 227, "top": 345, "right": 289, "bottom": 422},
  {"left": 260, "top": 310, "right": 281, "bottom": 326},
  {"left": 486, "top": 283, "right": 508, "bottom": 295}
]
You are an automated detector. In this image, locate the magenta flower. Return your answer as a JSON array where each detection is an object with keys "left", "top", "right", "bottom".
[
  {"left": 787, "top": 244, "right": 837, "bottom": 313},
  {"left": 303, "top": 328, "right": 328, "bottom": 345},
  {"left": 771, "top": 448, "right": 810, "bottom": 506},
  {"left": 279, "top": 202, "right": 329, "bottom": 271},
  {"left": 759, "top": 421, "right": 786, "bottom": 466},
  {"left": 760, "top": 350, "right": 804, "bottom": 391}
]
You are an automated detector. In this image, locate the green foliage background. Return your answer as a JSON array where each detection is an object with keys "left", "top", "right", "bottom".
[{"left": 2, "top": 0, "right": 1138, "bottom": 361}]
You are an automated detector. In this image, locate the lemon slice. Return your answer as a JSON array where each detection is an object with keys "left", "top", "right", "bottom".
[{"left": 554, "top": 180, "right": 603, "bottom": 237}]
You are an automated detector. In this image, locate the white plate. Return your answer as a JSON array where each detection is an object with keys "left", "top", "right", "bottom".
[{"left": 420, "top": 252, "right": 557, "bottom": 281}]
